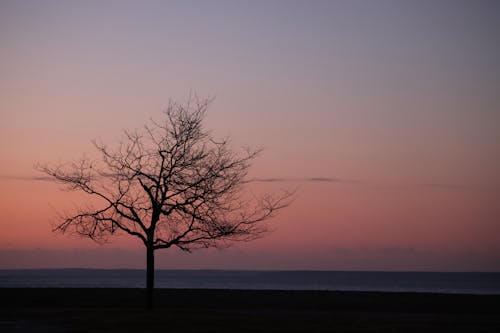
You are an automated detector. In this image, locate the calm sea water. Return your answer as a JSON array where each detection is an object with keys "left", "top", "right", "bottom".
[{"left": 0, "top": 269, "right": 499, "bottom": 295}]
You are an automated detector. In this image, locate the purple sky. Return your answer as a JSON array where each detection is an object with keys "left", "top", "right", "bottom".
[{"left": 1, "top": 0, "right": 499, "bottom": 271}]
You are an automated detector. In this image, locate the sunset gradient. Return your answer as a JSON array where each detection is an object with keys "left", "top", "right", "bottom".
[{"left": 1, "top": 0, "right": 499, "bottom": 271}]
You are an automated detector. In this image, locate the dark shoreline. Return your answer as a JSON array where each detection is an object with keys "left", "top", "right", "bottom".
[{"left": 2, "top": 288, "right": 500, "bottom": 332}]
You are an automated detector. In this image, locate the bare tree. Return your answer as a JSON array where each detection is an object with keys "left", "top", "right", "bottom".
[{"left": 38, "top": 97, "right": 291, "bottom": 308}]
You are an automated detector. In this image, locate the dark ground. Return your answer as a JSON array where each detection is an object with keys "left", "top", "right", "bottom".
[{"left": 1, "top": 288, "right": 499, "bottom": 332}]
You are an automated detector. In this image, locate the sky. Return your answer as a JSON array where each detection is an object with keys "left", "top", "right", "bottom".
[{"left": 1, "top": 0, "right": 499, "bottom": 271}]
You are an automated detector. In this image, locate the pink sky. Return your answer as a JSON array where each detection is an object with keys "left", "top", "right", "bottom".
[{"left": 1, "top": 0, "right": 499, "bottom": 271}]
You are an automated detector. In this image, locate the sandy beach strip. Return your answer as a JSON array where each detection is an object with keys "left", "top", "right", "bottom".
[{"left": 1, "top": 288, "right": 499, "bottom": 332}]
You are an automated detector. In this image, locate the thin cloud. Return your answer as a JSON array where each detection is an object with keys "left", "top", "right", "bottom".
[
  {"left": 305, "top": 177, "right": 340, "bottom": 183},
  {"left": 4, "top": 175, "right": 492, "bottom": 191},
  {"left": 249, "top": 177, "right": 352, "bottom": 183},
  {"left": 2, "top": 174, "right": 349, "bottom": 184},
  {"left": 0, "top": 175, "right": 54, "bottom": 182}
]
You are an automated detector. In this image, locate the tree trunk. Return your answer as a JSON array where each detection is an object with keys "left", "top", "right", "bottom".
[{"left": 146, "top": 245, "right": 155, "bottom": 309}]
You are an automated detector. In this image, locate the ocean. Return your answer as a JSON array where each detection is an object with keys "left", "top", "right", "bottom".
[{"left": 0, "top": 269, "right": 499, "bottom": 295}]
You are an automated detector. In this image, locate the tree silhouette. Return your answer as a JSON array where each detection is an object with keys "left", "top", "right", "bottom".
[{"left": 38, "top": 97, "right": 291, "bottom": 308}]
